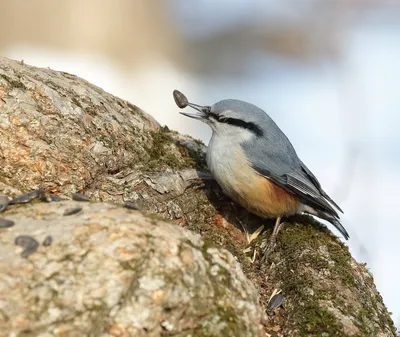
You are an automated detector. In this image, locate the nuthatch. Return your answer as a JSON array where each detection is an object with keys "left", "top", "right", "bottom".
[{"left": 174, "top": 90, "right": 349, "bottom": 241}]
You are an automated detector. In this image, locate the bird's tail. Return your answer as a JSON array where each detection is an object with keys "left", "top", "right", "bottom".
[{"left": 304, "top": 207, "right": 349, "bottom": 240}]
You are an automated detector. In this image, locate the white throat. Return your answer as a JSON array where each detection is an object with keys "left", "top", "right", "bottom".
[{"left": 206, "top": 126, "right": 254, "bottom": 194}]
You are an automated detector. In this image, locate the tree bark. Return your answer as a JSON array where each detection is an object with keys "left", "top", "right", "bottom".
[
  {"left": 0, "top": 201, "right": 263, "bottom": 337},
  {"left": 0, "top": 57, "right": 397, "bottom": 337}
]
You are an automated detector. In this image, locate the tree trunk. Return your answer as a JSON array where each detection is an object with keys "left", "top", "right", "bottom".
[{"left": 0, "top": 57, "right": 396, "bottom": 337}]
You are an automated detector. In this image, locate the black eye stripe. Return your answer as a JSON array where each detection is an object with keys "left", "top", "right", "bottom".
[{"left": 208, "top": 113, "right": 263, "bottom": 136}]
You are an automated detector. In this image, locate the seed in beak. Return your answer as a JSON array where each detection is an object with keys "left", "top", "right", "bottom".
[{"left": 173, "top": 90, "right": 188, "bottom": 108}]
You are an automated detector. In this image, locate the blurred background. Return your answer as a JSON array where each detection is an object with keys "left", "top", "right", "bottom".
[{"left": 1, "top": 0, "right": 399, "bottom": 327}]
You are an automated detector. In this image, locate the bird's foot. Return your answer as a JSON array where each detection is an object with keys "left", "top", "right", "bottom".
[{"left": 261, "top": 238, "right": 277, "bottom": 265}]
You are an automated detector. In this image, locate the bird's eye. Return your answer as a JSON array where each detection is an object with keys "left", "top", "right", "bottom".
[{"left": 218, "top": 116, "right": 227, "bottom": 122}]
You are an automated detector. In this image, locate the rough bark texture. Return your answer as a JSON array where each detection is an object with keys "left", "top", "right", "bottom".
[
  {"left": 0, "top": 57, "right": 397, "bottom": 337},
  {"left": 0, "top": 201, "right": 262, "bottom": 337}
]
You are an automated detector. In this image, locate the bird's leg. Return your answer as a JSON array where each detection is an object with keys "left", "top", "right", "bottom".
[
  {"left": 261, "top": 216, "right": 282, "bottom": 264},
  {"left": 271, "top": 216, "right": 282, "bottom": 240}
]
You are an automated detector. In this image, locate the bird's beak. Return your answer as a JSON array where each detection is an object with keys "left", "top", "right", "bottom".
[{"left": 180, "top": 103, "right": 210, "bottom": 121}]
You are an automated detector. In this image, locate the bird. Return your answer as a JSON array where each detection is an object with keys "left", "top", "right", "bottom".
[{"left": 173, "top": 90, "right": 349, "bottom": 248}]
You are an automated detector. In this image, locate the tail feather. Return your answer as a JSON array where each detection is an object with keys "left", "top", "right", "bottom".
[
  {"left": 321, "top": 190, "right": 344, "bottom": 214},
  {"left": 330, "top": 217, "right": 350, "bottom": 240},
  {"left": 304, "top": 207, "right": 349, "bottom": 240}
]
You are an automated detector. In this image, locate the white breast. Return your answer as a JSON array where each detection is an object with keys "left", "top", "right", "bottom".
[{"left": 206, "top": 130, "right": 254, "bottom": 200}]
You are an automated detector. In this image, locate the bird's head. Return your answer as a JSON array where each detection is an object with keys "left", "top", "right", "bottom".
[{"left": 174, "top": 90, "right": 266, "bottom": 139}]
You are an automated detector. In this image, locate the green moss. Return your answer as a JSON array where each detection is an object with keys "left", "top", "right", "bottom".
[
  {"left": 266, "top": 224, "right": 347, "bottom": 335},
  {"left": 297, "top": 306, "right": 342, "bottom": 336},
  {"left": 326, "top": 240, "right": 355, "bottom": 287},
  {"left": 276, "top": 220, "right": 354, "bottom": 287},
  {"left": 193, "top": 138, "right": 205, "bottom": 146},
  {"left": 144, "top": 127, "right": 206, "bottom": 173},
  {"left": 244, "top": 219, "right": 398, "bottom": 336}
]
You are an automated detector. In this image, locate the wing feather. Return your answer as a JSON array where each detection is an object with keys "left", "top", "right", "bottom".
[
  {"left": 241, "top": 130, "right": 342, "bottom": 218},
  {"left": 299, "top": 160, "right": 343, "bottom": 213},
  {"left": 253, "top": 166, "right": 339, "bottom": 218}
]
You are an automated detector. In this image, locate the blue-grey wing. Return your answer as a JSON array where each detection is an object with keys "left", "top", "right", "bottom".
[{"left": 242, "top": 137, "right": 341, "bottom": 218}]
